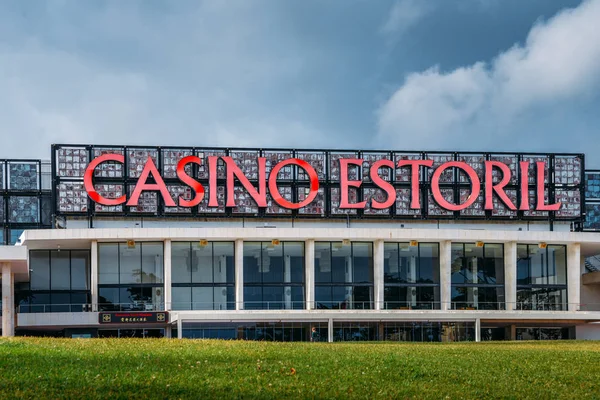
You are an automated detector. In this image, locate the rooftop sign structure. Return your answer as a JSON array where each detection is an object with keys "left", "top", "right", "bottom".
[{"left": 51, "top": 145, "right": 584, "bottom": 222}]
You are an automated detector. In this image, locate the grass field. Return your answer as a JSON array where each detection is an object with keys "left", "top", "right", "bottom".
[{"left": 0, "top": 339, "right": 599, "bottom": 399}]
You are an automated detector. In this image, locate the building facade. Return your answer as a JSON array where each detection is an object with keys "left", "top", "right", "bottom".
[{"left": 1, "top": 144, "right": 600, "bottom": 341}]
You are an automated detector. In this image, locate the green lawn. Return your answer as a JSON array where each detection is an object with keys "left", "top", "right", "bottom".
[{"left": 0, "top": 339, "right": 599, "bottom": 399}]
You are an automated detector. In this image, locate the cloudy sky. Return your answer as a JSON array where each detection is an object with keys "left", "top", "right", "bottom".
[{"left": 1, "top": 0, "right": 599, "bottom": 165}]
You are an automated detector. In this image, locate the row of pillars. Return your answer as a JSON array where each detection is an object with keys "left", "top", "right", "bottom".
[{"left": 85, "top": 240, "right": 582, "bottom": 312}]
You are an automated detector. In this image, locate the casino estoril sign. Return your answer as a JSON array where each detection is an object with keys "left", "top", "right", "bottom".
[{"left": 83, "top": 153, "right": 560, "bottom": 213}]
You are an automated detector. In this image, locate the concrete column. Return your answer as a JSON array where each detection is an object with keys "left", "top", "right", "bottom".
[
  {"left": 235, "top": 239, "right": 244, "bottom": 310},
  {"left": 439, "top": 240, "right": 452, "bottom": 310},
  {"left": 475, "top": 318, "right": 481, "bottom": 342},
  {"left": 328, "top": 318, "right": 333, "bottom": 343},
  {"left": 2, "top": 263, "right": 15, "bottom": 337},
  {"left": 504, "top": 241, "right": 517, "bottom": 311},
  {"left": 373, "top": 239, "right": 384, "bottom": 310},
  {"left": 164, "top": 239, "right": 172, "bottom": 311},
  {"left": 90, "top": 241, "right": 98, "bottom": 312},
  {"left": 177, "top": 317, "right": 183, "bottom": 339},
  {"left": 165, "top": 325, "right": 172, "bottom": 339},
  {"left": 567, "top": 243, "right": 581, "bottom": 311},
  {"left": 305, "top": 239, "right": 315, "bottom": 310}
]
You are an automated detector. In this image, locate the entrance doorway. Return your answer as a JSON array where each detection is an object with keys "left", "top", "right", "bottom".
[{"left": 99, "top": 328, "right": 165, "bottom": 338}]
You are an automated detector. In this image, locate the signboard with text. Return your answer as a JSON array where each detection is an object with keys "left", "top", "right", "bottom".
[
  {"left": 52, "top": 145, "right": 584, "bottom": 222},
  {"left": 99, "top": 312, "right": 169, "bottom": 324}
]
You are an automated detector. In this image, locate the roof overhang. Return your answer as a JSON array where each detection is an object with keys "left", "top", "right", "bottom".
[{"left": 0, "top": 245, "right": 29, "bottom": 282}]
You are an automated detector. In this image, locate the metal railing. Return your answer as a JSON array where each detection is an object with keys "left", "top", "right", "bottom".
[{"left": 13, "top": 301, "right": 600, "bottom": 313}]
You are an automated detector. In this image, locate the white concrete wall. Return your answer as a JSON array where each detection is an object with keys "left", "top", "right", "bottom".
[
  {"left": 67, "top": 217, "right": 571, "bottom": 232},
  {"left": 576, "top": 324, "right": 600, "bottom": 340}
]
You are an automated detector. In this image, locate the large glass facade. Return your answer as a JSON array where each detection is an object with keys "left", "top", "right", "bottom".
[
  {"left": 517, "top": 244, "right": 567, "bottom": 310},
  {"left": 98, "top": 242, "right": 164, "bottom": 311},
  {"left": 315, "top": 242, "right": 373, "bottom": 309},
  {"left": 171, "top": 242, "right": 235, "bottom": 310},
  {"left": 451, "top": 243, "right": 505, "bottom": 310},
  {"left": 19, "top": 250, "right": 90, "bottom": 313},
  {"left": 243, "top": 242, "right": 304, "bottom": 310},
  {"left": 177, "top": 321, "right": 328, "bottom": 341},
  {"left": 383, "top": 242, "right": 440, "bottom": 309}
]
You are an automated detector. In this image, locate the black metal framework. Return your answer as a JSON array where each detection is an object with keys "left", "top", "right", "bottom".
[
  {"left": 0, "top": 159, "right": 52, "bottom": 244},
  {"left": 51, "top": 144, "right": 585, "bottom": 226},
  {"left": 582, "top": 170, "right": 600, "bottom": 231},
  {"left": 383, "top": 242, "right": 440, "bottom": 310},
  {"left": 18, "top": 249, "right": 91, "bottom": 313}
]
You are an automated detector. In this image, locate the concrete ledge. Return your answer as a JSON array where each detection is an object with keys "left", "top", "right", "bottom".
[{"left": 583, "top": 271, "right": 600, "bottom": 285}]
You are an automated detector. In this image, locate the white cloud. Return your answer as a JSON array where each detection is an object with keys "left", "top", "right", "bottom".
[
  {"left": 377, "top": 0, "right": 600, "bottom": 151},
  {"left": 380, "top": 0, "right": 431, "bottom": 38}
]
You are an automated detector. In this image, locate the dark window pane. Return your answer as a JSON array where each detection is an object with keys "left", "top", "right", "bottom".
[
  {"left": 99, "top": 287, "right": 119, "bottom": 311},
  {"left": 243, "top": 242, "right": 262, "bottom": 283},
  {"left": 71, "top": 251, "right": 90, "bottom": 290},
  {"left": 30, "top": 251, "right": 50, "bottom": 290},
  {"left": 548, "top": 245, "right": 567, "bottom": 285},
  {"left": 98, "top": 244, "right": 119, "bottom": 284},
  {"left": 315, "top": 243, "right": 332, "bottom": 283},
  {"left": 244, "top": 286, "right": 262, "bottom": 310},
  {"left": 50, "top": 250, "right": 70, "bottom": 290},
  {"left": 353, "top": 243, "right": 373, "bottom": 283},
  {"left": 286, "top": 242, "right": 305, "bottom": 283},
  {"left": 141, "top": 243, "right": 163, "bottom": 284},
  {"left": 171, "top": 243, "right": 191, "bottom": 283},
  {"left": 331, "top": 243, "right": 350, "bottom": 283},
  {"left": 262, "top": 243, "right": 283, "bottom": 283}
]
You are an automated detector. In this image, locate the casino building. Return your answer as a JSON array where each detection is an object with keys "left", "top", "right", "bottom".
[{"left": 2, "top": 144, "right": 600, "bottom": 341}]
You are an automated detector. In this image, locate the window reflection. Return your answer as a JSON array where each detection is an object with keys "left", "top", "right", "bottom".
[
  {"left": 315, "top": 242, "right": 373, "bottom": 309},
  {"left": 243, "top": 241, "right": 305, "bottom": 310},
  {"left": 450, "top": 243, "right": 505, "bottom": 310},
  {"left": 98, "top": 242, "right": 164, "bottom": 311},
  {"left": 516, "top": 244, "right": 567, "bottom": 310},
  {"left": 384, "top": 243, "right": 440, "bottom": 309},
  {"left": 171, "top": 242, "right": 235, "bottom": 311}
]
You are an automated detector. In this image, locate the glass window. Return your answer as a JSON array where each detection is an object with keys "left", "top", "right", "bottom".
[
  {"left": 192, "top": 243, "right": 214, "bottom": 283},
  {"left": 30, "top": 251, "right": 50, "bottom": 290},
  {"left": 98, "top": 244, "right": 119, "bottom": 284},
  {"left": 71, "top": 251, "right": 90, "bottom": 290},
  {"left": 50, "top": 250, "right": 70, "bottom": 290},
  {"left": 172, "top": 287, "right": 192, "bottom": 310},
  {"left": 120, "top": 243, "right": 141, "bottom": 284},
  {"left": 141, "top": 243, "right": 163, "bottom": 284},
  {"left": 244, "top": 241, "right": 305, "bottom": 310},
  {"left": 172, "top": 243, "right": 192, "bottom": 283},
  {"left": 170, "top": 242, "right": 235, "bottom": 311},
  {"left": 451, "top": 243, "right": 504, "bottom": 283},
  {"left": 213, "top": 242, "right": 235, "bottom": 283},
  {"left": 192, "top": 287, "right": 214, "bottom": 310},
  {"left": 315, "top": 243, "right": 332, "bottom": 283}
]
